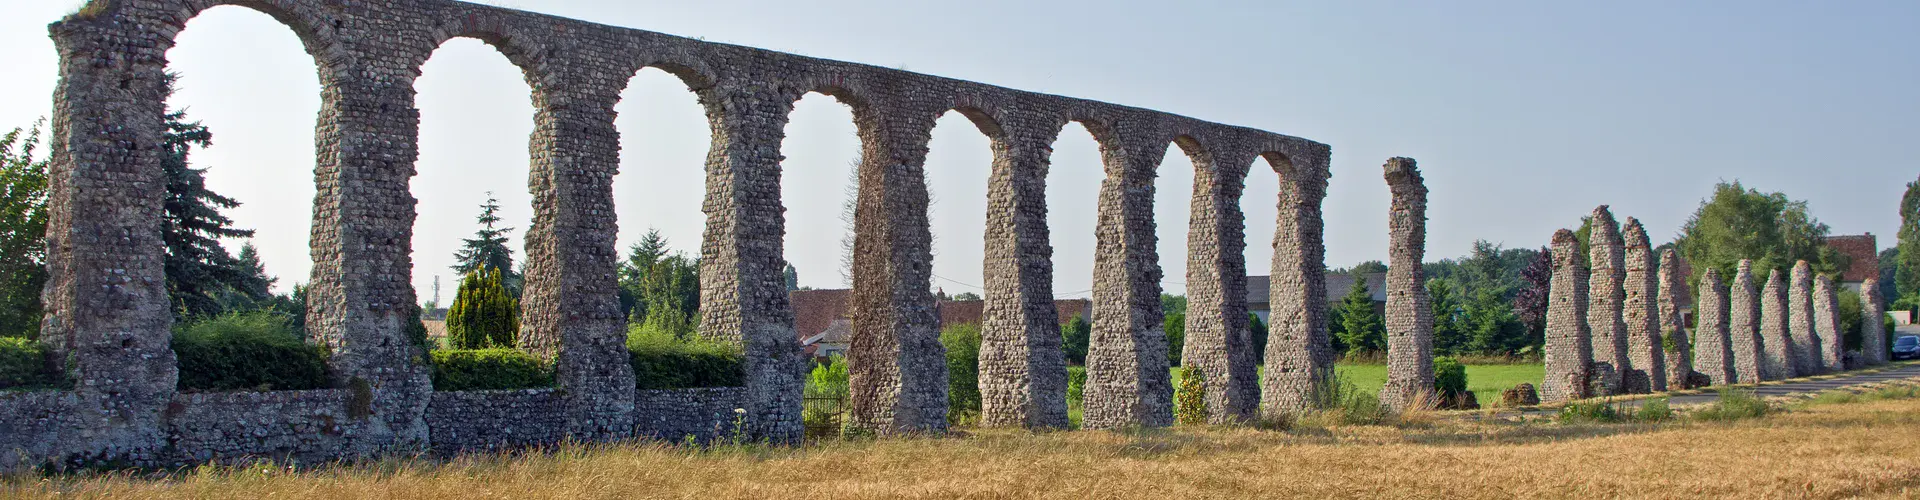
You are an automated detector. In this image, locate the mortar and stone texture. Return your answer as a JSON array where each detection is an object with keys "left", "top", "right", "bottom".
[
  {"left": 1585, "top": 207, "right": 1630, "bottom": 396},
  {"left": 1729, "top": 260, "right": 1766, "bottom": 383},
  {"left": 10, "top": 0, "right": 1328, "bottom": 469},
  {"left": 1787, "top": 261, "right": 1823, "bottom": 375},
  {"left": 1656, "top": 249, "right": 1692, "bottom": 387},
  {"left": 1693, "top": 268, "right": 1735, "bottom": 385},
  {"left": 1543, "top": 229, "right": 1592, "bottom": 403},
  {"left": 1862, "top": 277, "right": 1887, "bottom": 366},
  {"left": 1619, "top": 218, "right": 1666, "bottom": 393},
  {"left": 1379, "top": 157, "right": 1432, "bottom": 412},
  {"left": 1760, "top": 270, "right": 1796, "bottom": 380}
]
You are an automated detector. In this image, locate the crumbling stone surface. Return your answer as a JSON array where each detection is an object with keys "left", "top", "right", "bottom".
[
  {"left": 1729, "top": 261, "right": 1766, "bottom": 383},
  {"left": 1501, "top": 383, "right": 1541, "bottom": 407},
  {"left": 1180, "top": 145, "right": 1264, "bottom": 425},
  {"left": 1657, "top": 249, "right": 1693, "bottom": 388},
  {"left": 1260, "top": 152, "right": 1336, "bottom": 420},
  {"left": 24, "top": 0, "right": 1328, "bottom": 466},
  {"left": 1862, "top": 277, "right": 1887, "bottom": 366},
  {"left": 1543, "top": 230, "right": 1593, "bottom": 403},
  {"left": 1585, "top": 206, "right": 1630, "bottom": 395},
  {"left": 1813, "top": 276, "right": 1845, "bottom": 372},
  {"left": 1379, "top": 158, "right": 1433, "bottom": 413},
  {"left": 1693, "top": 268, "right": 1736, "bottom": 385},
  {"left": 1760, "top": 269, "right": 1797, "bottom": 380},
  {"left": 1787, "top": 261, "right": 1823, "bottom": 375},
  {"left": 1620, "top": 219, "right": 1667, "bottom": 393}
]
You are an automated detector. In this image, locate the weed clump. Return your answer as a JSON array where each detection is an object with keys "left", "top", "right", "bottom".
[{"left": 1689, "top": 388, "right": 1770, "bottom": 422}]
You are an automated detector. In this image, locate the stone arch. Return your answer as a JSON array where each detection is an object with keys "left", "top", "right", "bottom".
[
  {"left": 95, "top": 0, "right": 346, "bottom": 82},
  {"left": 413, "top": 14, "right": 552, "bottom": 99}
]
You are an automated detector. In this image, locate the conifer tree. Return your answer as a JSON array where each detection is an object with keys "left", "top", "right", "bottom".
[
  {"left": 452, "top": 193, "right": 520, "bottom": 294},
  {"left": 1336, "top": 279, "right": 1385, "bottom": 355},
  {"left": 159, "top": 73, "right": 257, "bottom": 320},
  {"left": 447, "top": 268, "right": 518, "bottom": 349}
]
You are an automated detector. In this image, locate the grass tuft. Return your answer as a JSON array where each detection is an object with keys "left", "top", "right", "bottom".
[{"left": 1689, "top": 388, "right": 1770, "bottom": 422}]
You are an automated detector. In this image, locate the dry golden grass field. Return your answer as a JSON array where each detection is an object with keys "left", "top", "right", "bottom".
[{"left": 7, "top": 392, "right": 1920, "bottom": 499}]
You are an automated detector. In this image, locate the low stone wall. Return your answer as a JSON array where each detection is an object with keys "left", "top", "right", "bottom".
[
  {"left": 426, "top": 389, "right": 566, "bottom": 456},
  {"left": 0, "top": 385, "right": 748, "bottom": 470},
  {"left": 634, "top": 388, "right": 748, "bottom": 443}
]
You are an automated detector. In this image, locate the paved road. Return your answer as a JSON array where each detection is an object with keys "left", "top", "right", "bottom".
[{"left": 1507, "top": 362, "right": 1920, "bottom": 416}]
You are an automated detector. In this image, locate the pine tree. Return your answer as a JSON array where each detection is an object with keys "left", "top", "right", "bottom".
[
  {"left": 0, "top": 120, "right": 49, "bottom": 338},
  {"left": 447, "top": 268, "right": 518, "bottom": 349},
  {"left": 159, "top": 74, "right": 257, "bottom": 320},
  {"left": 212, "top": 242, "right": 276, "bottom": 312},
  {"left": 784, "top": 262, "right": 800, "bottom": 291},
  {"left": 1336, "top": 279, "right": 1384, "bottom": 356},
  {"left": 452, "top": 193, "right": 519, "bottom": 294}
]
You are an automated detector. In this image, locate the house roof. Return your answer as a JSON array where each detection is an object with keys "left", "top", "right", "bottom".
[
  {"left": 1824, "top": 233, "right": 1879, "bottom": 282},
  {"left": 789, "top": 289, "right": 853, "bottom": 340},
  {"left": 937, "top": 299, "right": 1092, "bottom": 327},
  {"left": 1245, "top": 272, "right": 1387, "bottom": 305}
]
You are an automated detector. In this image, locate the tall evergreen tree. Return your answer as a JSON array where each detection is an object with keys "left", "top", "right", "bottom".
[
  {"left": 447, "top": 268, "right": 518, "bottom": 349},
  {"left": 1335, "top": 279, "right": 1384, "bottom": 355},
  {"left": 0, "top": 120, "right": 49, "bottom": 338},
  {"left": 159, "top": 74, "right": 257, "bottom": 320},
  {"left": 213, "top": 242, "right": 276, "bottom": 312},
  {"left": 452, "top": 193, "right": 519, "bottom": 293},
  {"left": 1898, "top": 175, "right": 1920, "bottom": 302},
  {"left": 784, "top": 262, "right": 800, "bottom": 291}
]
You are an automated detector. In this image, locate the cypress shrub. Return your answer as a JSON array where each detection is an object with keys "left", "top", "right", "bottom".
[
  {"left": 1175, "top": 364, "right": 1208, "bottom": 425},
  {"left": 430, "top": 348, "right": 553, "bottom": 391},
  {"left": 174, "top": 312, "right": 329, "bottom": 391},
  {"left": 942, "top": 323, "right": 981, "bottom": 419},
  {"left": 627, "top": 326, "right": 744, "bottom": 390},
  {"left": 1434, "top": 356, "right": 1468, "bottom": 400},
  {"left": 0, "top": 337, "right": 59, "bottom": 390},
  {"left": 447, "top": 268, "right": 519, "bottom": 349}
]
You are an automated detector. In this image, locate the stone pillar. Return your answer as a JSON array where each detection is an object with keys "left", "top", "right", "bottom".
[
  {"left": 1759, "top": 269, "right": 1796, "bottom": 380},
  {"left": 1380, "top": 157, "right": 1433, "bottom": 412},
  {"left": 38, "top": 15, "right": 180, "bottom": 460},
  {"left": 1693, "top": 268, "right": 1735, "bottom": 385},
  {"left": 1585, "top": 206, "right": 1629, "bottom": 395},
  {"left": 1260, "top": 151, "right": 1333, "bottom": 419},
  {"left": 1657, "top": 249, "right": 1693, "bottom": 388},
  {"left": 697, "top": 91, "right": 804, "bottom": 443},
  {"left": 1787, "top": 261, "right": 1821, "bottom": 375},
  {"left": 1729, "top": 260, "right": 1765, "bottom": 383},
  {"left": 1620, "top": 219, "right": 1666, "bottom": 393},
  {"left": 1542, "top": 229, "right": 1593, "bottom": 403},
  {"left": 1181, "top": 149, "right": 1258, "bottom": 424},
  {"left": 1083, "top": 133, "right": 1172, "bottom": 430},
  {"left": 844, "top": 106, "right": 948, "bottom": 435},
  {"left": 1813, "top": 276, "right": 1845, "bottom": 371},
  {"left": 1863, "top": 277, "right": 1887, "bottom": 366},
  {"left": 979, "top": 125, "right": 1069, "bottom": 430},
  {"left": 517, "top": 70, "right": 636, "bottom": 441}
]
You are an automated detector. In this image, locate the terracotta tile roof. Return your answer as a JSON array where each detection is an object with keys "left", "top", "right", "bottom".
[
  {"left": 1825, "top": 233, "right": 1879, "bottom": 282},
  {"left": 789, "top": 289, "right": 852, "bottom": 340}
]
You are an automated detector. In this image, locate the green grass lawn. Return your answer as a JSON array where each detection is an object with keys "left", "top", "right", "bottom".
[{"left": 1159, "top": 363, "right": 1544, "bottom": 407}]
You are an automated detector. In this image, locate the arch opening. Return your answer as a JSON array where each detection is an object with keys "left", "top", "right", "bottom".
[
  {"left": 925, "top": 109, "right": 997, "bottom": 303},
  {"left": 1243, "top": 152, "right": 1290, "bottom": 326},
  {"left": 410, "top": 36, "right": 538, "bottom": 350},
  {"left": 779, "top": 91, "right": 864, "bottom": 293},
  {"left": 1045, "top": 121, "right": 1106, "bottom": 303},
  {"left": 611, "top": 66, "right": 713, "bottom": 330}
]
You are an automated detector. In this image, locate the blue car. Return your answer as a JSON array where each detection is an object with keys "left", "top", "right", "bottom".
[{"left": 1894, "top": 335, "right": 1920, "bottom": 361}]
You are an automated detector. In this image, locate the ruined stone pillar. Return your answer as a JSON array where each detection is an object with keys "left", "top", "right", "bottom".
[
  {"left": 1181, "top": 149, "right": 1258, "bottom": 424},
  {"left": 1863, "top": 277, "right": 1887, "bottom": 366},
  {"left": 1260, "top": 150, "right": 1334, "bottom": 419},
  {"left": 1657, "top": 249, "right": 1693, "bottom": 388},
  {"left": 1729, "top": 261, "right": 1765, "bottom": 382},
  {"left": 1380, "top": 158, "right": 1433, "bottom": 412},
  {"left": 1620, "top": 219, "right": 1666, "bottom": 393},
  {"left": 1586, "top": 206, "right": 1630, "bottom": 395},
  {"left": 37, "top": 14, "right": 181, "bottom": 460},
  {"left": 1543, "top": 230, "right": 1593, "bottom": 403},
  {"left": 1693, "top": 268, "right": 1735, "bottom": 385},
  {"left": 844, "top": 103, "right": 949, "bottom": 435},
  {"left": 1083, "top": 130, "right": 1172, "bottom": 430},
  {"left": 1787, "top": 261, "right": 1822, "bottom": 375},
  {"left": 1759, "top": 269, "right": 1796, "bottom": 380},
  {"left": 979, "top": 125, "right": 1068, "bottom": 430},
  {"left": 1813, "top": 276, "right": 1845, "bottom": 371},
  {"left": 517, "top": 71, "right": 636, "bottom": 441},
  {"left": 698, "top": 91, "right": 805, "bottom": 443}
]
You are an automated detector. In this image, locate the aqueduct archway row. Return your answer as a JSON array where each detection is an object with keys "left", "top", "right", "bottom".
[{"left": 32, "top": 0, "right": 1329, "bottom": 461}]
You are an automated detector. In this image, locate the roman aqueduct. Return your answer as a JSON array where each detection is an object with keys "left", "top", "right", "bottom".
[{"left": 3, "top": 0, "right": 1336, "bottom": 466}]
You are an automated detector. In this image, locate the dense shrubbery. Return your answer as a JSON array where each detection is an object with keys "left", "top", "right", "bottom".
[
  {"left": 1061, "top": 315, "right": 1091, "bottom": 365},
  {"left": 430, "top": 348, "right": 553, "bottom": 391},
  {"left": 447, "top": 269, "right": 518, "bottom": 349},
  {"left": 804, "top": 356, "right": 850, "bottom": 438},
  {"left": 1433, "top": 356, "right": 1468, "bottom": 400},
  {"left": 173, "top": 312, "right": 329, "bottom": 391},
  {"left": 0, "top": 336, "right": 59, "bottom": 389},
  {"left": 942, "top": 324, "right": 981, "bottom": 420},
  {"left": 627, "top": 326, "right": 743, "bottom": 390},
  {"left": 1175, "top": 364, "right": 1207, "bottom": 426}
]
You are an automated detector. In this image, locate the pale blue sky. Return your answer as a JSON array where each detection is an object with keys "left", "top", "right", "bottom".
[{"left": 1, "top": 1, "right": 1915, "bottom": 301}]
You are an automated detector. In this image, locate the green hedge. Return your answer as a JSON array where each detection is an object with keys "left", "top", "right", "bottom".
[
  {"left": 628, "top": 327, "right": 743, "bottom": 390},
  {"left": 430, "top": 348, "right": 553, "bottom": 391},
  {"left": 942, "top": 324, "right": 981, "bottom": 418},
  {"left": 174, "top": 312, "right": 329, "bottom": 392},
  {"left": 0, "top": 337, "right": 60, "bottom": 390}
]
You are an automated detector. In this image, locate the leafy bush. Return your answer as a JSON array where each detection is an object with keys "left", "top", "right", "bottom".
[
  {"left": 1164, "top": 312, "right": 1186, "bottom": 367},
  {"left": 1305, "top": 374, "right": 1389, "bottom": 426},
  {"left": 942, "top": 323, "right": 981, "bottom": 420},
  {"left": 430, "top": 349, "right": 552, "bottom": 391},
  {"left": 0, "top": 337, "right": 58, "bottom": 390},
  {"left": 1556, "top": 400, "right": 1623, "bottom": 424},
  {"left": 448, "top": 269, "right": 518, "bottom": 349},
  {"left": 1066, "top": 365, "right": 1087, "bottom": 409},
  {"left": 627, "top": 326, "right": 743, "bottom": 390},
  {"left": 1433, "top": 356, "right": 1468, "bottom": 399},
  {"left": 1690, "top": 388, "right": 1770, "bottom": 422},
  {"left": 804, "top": 356, "right": 850, "bottom": 438},
  {"left": 1175, "top": 364, "right": 1208, "bottom": 426},
  {"left": 1635, "top": 397, "right": 1672, "bottom": 422},
  {"left": 1061, "top": 315, "right": 1090, "bottom": 365},
  {"left": 173, "top": 312, "right": 329, "bottom": 391}
]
